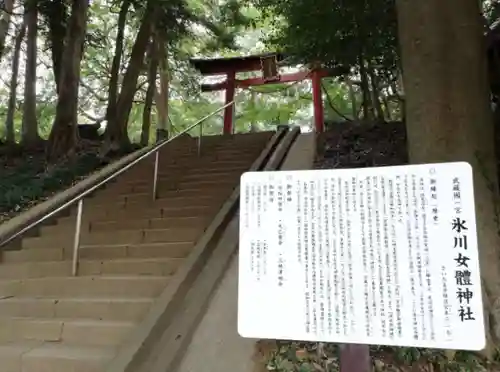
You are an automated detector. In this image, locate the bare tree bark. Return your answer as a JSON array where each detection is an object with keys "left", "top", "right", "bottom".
[
  {"left": 397, "top": 0, "right": 500, "bottom": 356},
  {"left": 21, "top": 0, "right": 40, "bottom": 146},
  {"left": 4, "top": 16, "right": 26, "bottom": 144}
]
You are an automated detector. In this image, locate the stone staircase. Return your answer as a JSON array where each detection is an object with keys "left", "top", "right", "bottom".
[{"left": 0, "top": 132, "right": 273, "bottom": 372}]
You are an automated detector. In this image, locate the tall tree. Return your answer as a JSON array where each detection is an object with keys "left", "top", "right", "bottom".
[
  {"left": 105, "top": 0, "right": 130, "bottom": 125},
  {"left": 5, "top": 16, "right": 27, "bottom": 144},
  {"left": 46, "top": 0, "right": 89, "bottom": 161},
  {"left": 155, "top": 35, "right": 170, "bottom": 141},
  {"left": 397, "top": 0, "right": 500, "bottom": 355},
  {"left": 43, "top": 0, "right": 67, "bottom": 93},
  {"left": 21, "top": 0, "right": 40, "bottom": 146},
  {"left": 0, "top": 0, "right": 14, "bottom": 59},
  {"left": 141, "top": 35, "right": 159, "bottom": 146},
  {"left": 103, "top": 3, "right": 155, "bottom": 149}
]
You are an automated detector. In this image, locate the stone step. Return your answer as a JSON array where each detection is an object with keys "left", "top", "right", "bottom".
[
  {"left": 91, "top": 178, "right": 237, "bottom": 202},
  {"left": 1, "top": 247, "right": 65, "bottom": 263},
  {"left": 83, "top": 193, "right": 225, "bottom": 211},
  {"left": 0, "top": 317, "right": 135, "bottom": 346},
  {"left": 132, "top": 159, "right": 255, "bottom": 172},
  {"left": 119, "top": 161, "right": 253, "bottom": 181},
  {"left": 107, "top": 178, "right": 238, "bottom": 196},
  {"left": 0, "top": 341, "right": 114, "bottom": 372},
  {"left": 66, "top": 204, "right": 217, "bottom": 221},
  {"left": 95, "top": 183, "right": 234, "bottom": 199},
  {"left": 23, "top": 227, "right": 201, "bottom": 250},
  {"left": 124, "top": 174, "right": 239, "bottom": 187},
  {"left": 132, "top": 163, "right": 253, "bottom": 175},
  {"left": 115, "top": 162, "right": 250, "bottom": 177},
  {"left": 0, "top": 297, "right": 153, "bottom": 321},
  {"left": 0, "top": 258, "right": 183, "bottom": 278},
  {"left": 157, "top": 154, "right": 260, "bottom": 164},
  {"left": 0, "top": 276, "right": 168, "bottom": 298},
  {"left": 2, "top": 242, "right": 193, "bottom": 263},
  {"left": 54, "top": 215, "right": 209, "bottom": 233},
  {"left": 175, "top": 169, "right": 244, "bottom": 180}
]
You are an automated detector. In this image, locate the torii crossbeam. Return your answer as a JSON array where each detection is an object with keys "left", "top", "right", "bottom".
[{"left": 189, "top": 53, "right": 343, "bottom": 134}]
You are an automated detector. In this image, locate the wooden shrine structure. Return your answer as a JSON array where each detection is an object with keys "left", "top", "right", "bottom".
[{"left": 189, "top": 53, "right": 339, "bottom": 134}]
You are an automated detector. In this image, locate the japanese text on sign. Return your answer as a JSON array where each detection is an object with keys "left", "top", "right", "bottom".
[{"left": 238, "top": 162, "right": 484, "bottom": 350}]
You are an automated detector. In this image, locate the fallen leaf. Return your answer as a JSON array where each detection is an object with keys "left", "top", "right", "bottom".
[{"left": 296, "top": 349, "right": 309, "bottom": 360}]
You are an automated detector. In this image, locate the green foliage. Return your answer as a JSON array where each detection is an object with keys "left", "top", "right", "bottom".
[
  {"left": 251, "top": 0, "right": 399, "bottom": 71},
  {"left": 322, "top": 78, "right": 358, "bottom": 121},
  {"left": 484, "top": 0, "right": 500, "bottom": 25}
]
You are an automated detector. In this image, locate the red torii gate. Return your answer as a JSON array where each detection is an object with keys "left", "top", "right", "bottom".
[{"left": 189, "top": 53, "right": 332, "bottom": 134}]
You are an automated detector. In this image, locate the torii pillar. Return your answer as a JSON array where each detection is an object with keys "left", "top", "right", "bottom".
[
  {"left": 311, "top": 69, "right": 325, "bottom": 133},
  {"left": 223, "top": 71, "right": 236, "bottom": 134}
]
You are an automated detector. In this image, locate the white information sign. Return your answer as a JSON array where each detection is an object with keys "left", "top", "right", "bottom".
[{"left": 238, "top": 162, "right": 484, "bottom": 350}]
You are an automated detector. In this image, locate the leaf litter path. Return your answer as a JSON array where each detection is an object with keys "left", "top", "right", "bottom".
[{"left": 253, "top": 122, "right": 500, "bottom": 372}]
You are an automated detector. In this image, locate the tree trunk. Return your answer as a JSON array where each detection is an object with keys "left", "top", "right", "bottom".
[
  {"left": 382, "top": 94, "right": 392, "bottom": 121},
  {"left": 397, "top": 0, "right": 500, "bottom": 355},
  {"left": 0, "top": 0, "right": 14, "bottom": 59},
  {"left": 5, "top": 16, "right": 27, "bottom": 144},
  {"left": 390, "top": 80, "right": 406, "bottom": 121},
  {"left": 154, "top": 35, "right": 169, "bottom": 142},
  {"left": 104, "top": 3, "right": 155, "bottom": 149},
  {"left": 141, "top": 38, "right": 159, "bottom": 146},
  {"left": 345, "top": 76, "right": 358, "bottom": 119},
  {"left": 368, "top": 64, "right": 385, "bottom": 121},
  {"left": 106, "top": 0, "right": 130, "bottom": 124},
  {"left": 21, "top": 0, "right": 40, "bottom": 147},
  {"left": 46, "top": 0, "right": 89, "bottom": 162},
  {"left": 46, "top": 0, "right": 67, "bottom": 93},
  {"left": 359, "top": 57, "right": 374, "bottom": 120}
]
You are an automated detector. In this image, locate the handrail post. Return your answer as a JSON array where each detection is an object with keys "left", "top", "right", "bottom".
[
  {"left": 72, "top": 199, "right": 84, "bottom": 276},
  {"left": 152, "top": 151, "right": 159, "bottom": 200},
  {"left": 198, "top": 122, "right": 203, "bottom": 156}
]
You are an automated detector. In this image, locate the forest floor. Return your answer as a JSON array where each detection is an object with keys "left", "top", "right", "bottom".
[
  {"left": 255, "top": 122, "right": 500, "bottom": 372},
  {"left": 0, "top": 140, "right": 135, "bottom": 223}
]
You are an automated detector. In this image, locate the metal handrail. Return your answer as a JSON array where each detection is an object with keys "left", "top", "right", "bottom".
[{"left": 0, "top": 100, "right": 235, "bottom": 275}]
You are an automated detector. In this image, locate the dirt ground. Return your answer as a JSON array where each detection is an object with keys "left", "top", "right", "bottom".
[
  {"left": 254, "top": 121, "right": 500, "bottom": 372},
  {"left": 316, "top": 121, "right": 408, "bottom": 169}
]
